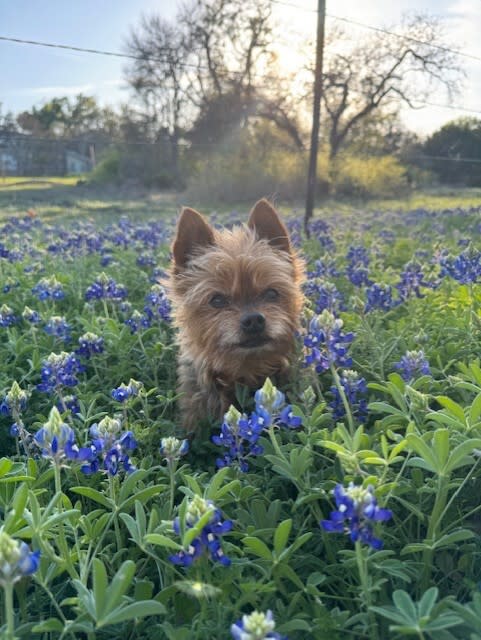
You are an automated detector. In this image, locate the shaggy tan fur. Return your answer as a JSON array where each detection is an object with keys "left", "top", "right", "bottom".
[{"left": 169, "top": 199, "right": 304, "bottom": 432}]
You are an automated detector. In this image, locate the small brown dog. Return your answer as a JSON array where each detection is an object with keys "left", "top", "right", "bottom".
[{"left": 169, "top": 199, "right": 304, "bottom": 432}]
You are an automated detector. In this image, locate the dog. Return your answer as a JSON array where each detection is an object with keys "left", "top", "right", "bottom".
[{"left": 169, "top": 199, "right": 304, "bottom": 432}]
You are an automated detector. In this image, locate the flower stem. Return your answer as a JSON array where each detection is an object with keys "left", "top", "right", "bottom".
[
  {"left": 330, "top": 365, "right": 355, "bottom": 434},
  {"left": 355, "top": 541, "right": 379, "bottom": 640},
  {"left": 108, "top": 474, "right": 122, "bottom": 552},
  {"left": 4, "top": 581, "right": 15, "bottom": 640}
]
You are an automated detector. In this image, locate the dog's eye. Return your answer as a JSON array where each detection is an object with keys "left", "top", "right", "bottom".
[
  {"left": 210, "top": 293, "right": 229, "bottom": 308},
  {"left": 263, "top": 288, "right": 280, "bottom": 302}
]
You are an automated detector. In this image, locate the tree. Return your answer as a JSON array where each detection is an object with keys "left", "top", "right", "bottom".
[
  {"left": 318, "top": 14, "right": 463, "bottom": 159},
  {"left": 125, "top": 0, "right": 304, "bottom": 153},
  {"left": 423, "top": 117, "right": 481, "bottom": 186}
]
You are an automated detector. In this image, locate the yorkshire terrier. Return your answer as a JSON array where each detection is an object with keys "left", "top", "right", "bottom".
[{"left": 169, "top": 199, "right": 304, "bottom": 432}]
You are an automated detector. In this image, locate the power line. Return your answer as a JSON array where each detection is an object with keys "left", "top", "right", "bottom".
[{"left": 270, "top": 0, "right": 481, "bottom": 63}]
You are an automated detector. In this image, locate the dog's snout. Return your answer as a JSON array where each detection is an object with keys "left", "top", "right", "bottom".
[{"left": 240, "top": 312, "right": 266, "bottom": 334}]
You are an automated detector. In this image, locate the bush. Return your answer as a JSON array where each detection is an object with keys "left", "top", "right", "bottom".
[{"left": 328, "top": 154, "right": 409, "bottom": 198}]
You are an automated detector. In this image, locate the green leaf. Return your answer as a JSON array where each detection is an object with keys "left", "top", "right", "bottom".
[
  {"left": 469, "top": 392, "right": 481, "bottom": 424},
  {"left": 417, "top": 587, "right": 438, "bottom": 618},
  {"left": 104, "top": 560, "right": 136, "bottom": 614},
  {"left": 92, "top": 559, "right": 108, "bottom": 619},
  {"left": 144, "top": 534, "right": 182, "bottom": 550},
  {"left": 432, "top": 528, "right": 475, "bottom": 549},
  {"left": 273, "top": 519, "right": 292, "bottom": 556},
  {"left": 205, "top": 467, "right": 230, "bottom": 499},
  {"left": 242, "top": 536, "right": 273, "bottom": 561},
  {"left": 392, "top": 590, "right": 417, "bottom": 623},
  {"left": 445, "top": 438, "right": 481, "bottom": 474},
  {"left": 406, "top": 434, "right": 439, "bottom": 473},
  {"left": 32, "top": 618, "right": 64, "bottom": 633},
  {"left": 432, "top": 429, "right": 450, "bottom": 469},
  {"left": 70, "top": 486, "right": 113, "bottom": 509},
  {"left": 100, "top": 601, "right": 166, "bottom": 627},
  {"left": 435, "top": 396, "right": 466, "bottom": 424}
]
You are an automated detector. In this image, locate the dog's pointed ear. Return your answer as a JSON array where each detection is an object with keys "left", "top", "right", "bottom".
[
  {"left": 172, "top": 207, "right": 215, "bottom": 268},
  {"left": 248, "top": 199, "right": 291, "bottom": 253}
]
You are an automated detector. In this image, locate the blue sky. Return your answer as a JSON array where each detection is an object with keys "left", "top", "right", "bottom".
[{"left": 1, "top": 0, "right": 479, "bottom": 136}]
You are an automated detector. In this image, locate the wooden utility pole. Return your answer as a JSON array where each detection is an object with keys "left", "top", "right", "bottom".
[{"left": 304, "top": 0, "right": 326, "bottom": 236}]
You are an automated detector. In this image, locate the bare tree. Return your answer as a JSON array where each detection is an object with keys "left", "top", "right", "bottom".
[
  {"left": 319, "top": 14, "right": 463, "bottom": 159},
  {"left": 125, "top": 16, "right": 193, "bottom": 173}
]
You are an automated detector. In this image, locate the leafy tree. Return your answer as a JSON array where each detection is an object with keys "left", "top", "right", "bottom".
[{"left": 423, "top": 117, "right": 481, "bottom": 186}]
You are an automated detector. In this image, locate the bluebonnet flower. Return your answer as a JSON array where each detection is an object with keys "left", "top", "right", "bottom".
[
  {"left": 321, "top": 483, "right": 392, "bottom": 549},
  {"left": 231, "top": 610, "right": 285, "bottom": 640},
  {"left": 304, "top": 278, "right": 344, "bottom": 315},
  {"left": 0, "top": 304, "right": 17, "bottom": 327},
  {"left": 303, "top": 310, "right": 354, "bottom": 373},
  {"left": 0, "top": 381, "right": 28, "bottom": 417},
  {"left": 394, "top": 350, "right": 431, "bottom": 382},
  {"left": 22, "top": 306, "right": 41, "bottom": 324},
  {"left": 346, "top": 246, "right": 371, "bottom": 288},
  {"left": 0, "top": 531, "right": 40, "bottom": 587},
  {"left": 330, "top": 370, "right": 368, "bottom": 422},
  {"left": 34, "top": 406, "right": 92, "bottom": 464},
  {"left": 84, "top": 416, "right": 137, "bottom": 476},
  {"left": 364, "top": 283, "right": 395, "bottom": 312},
  {"left": 212, "top": 406, "right": 265, "bottom": 472},
  {"left": 169, "top": 495, "right": 232, "bottom": 567},
  {"left": 85, "top": 272, "right": 127, "bottom": 302},
  {"left": 213, "top": 379, "right": 301, "bottom": 471},
  {"left": 76, "top": 332, "right": 104, "bottom": 358},
  {"left": 44, "top": 316, "right": 71, "bottom": 341},
  {"left": 160, "top": 437, "right": 189, "bottom": 464},
  {"left": 37, "top": 352, "right": 84, "bottom": 394},
  {"left": 396, "top": 260, "right": 431, "bottom": 301},
  {"left": 439, "top": 245, "right": 481, "bottom": 284},
  {"left": 111, "top": 379, "right": 143, "bottom": 403},
  {"left": 124, "top": 310, "right": 151, "bottom": 334},
  {"left": 57, "top": 394, "right": 80, "bottom": 415},
  {"left": 32, "top": 276, "right": 65, "bottom": 301},
  {"left": 143, "top": 284, "right": 171, "bottom": 323}
]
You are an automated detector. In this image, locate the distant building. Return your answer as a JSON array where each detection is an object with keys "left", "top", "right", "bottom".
[{"left": 65, "top": 150, "right": 93, "bottom": 174}]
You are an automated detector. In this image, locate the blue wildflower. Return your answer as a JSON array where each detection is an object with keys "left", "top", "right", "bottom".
[
  {"left": 37, "top": 352, "right": 84, "bottom": 394},
  {"left": 34, "top": 406, "right": 93, "bottom": 464},
  {"left": 396, "top": 260, "right": 431, "bottom": 301},
  {"left": 84, "top": 416, "right": 137, "bottom": 476},
  {"left": 0, "top": 304, "right": 17, "bottom": 327},
  {"left": 0, "top": 531, "right": 40, "bottom": 587},
  {"left": 212, "top": 406, "right": 265, "bottom": 472},
  {"left": 440, "top": 245, "right": 481, "bottom": 284},
  {"left": 321, "top": 483, "right": 392, "bottom": 549},
  {"left": 85, "top": 272, "right": 127, "bottom": 302},
  {"left": 365, "top": 283, "right": 395, "bottom": 312},
  {"left": 111, "top": 379, "right": 143, "bottom": 403},
  {"left": 57, "top": 394, "right": 80, "bottom": 415},
  {"left": 169, "top": 496, "right": 232, "bottom": 567},
  {"left": 0, "top": 381, "right": 28, "bottom": 417},
  {"left": 76, "top": 332, "right": 104, "bottom": 358},
  {"left": 22, "top": 306, "right": 41, "bottom": 324},
  {"left": 303, "top": 310, "right": 354, "bottom": 373},
  {"left": 394, "top": 350, "right": 431, "bottom": 382},
  {"left": 32, "top": 276, "right": 64, "bottom": 301},
  {"left": 346, "top": 245, "right": 371, "bottom": 288},
  {"left": 231, "top": 610, "right": 285, "bottom": 640},
  {"left": 160, "top": 437, "right": 189, "bottom": 464},
  {"left": 44, "top": 316, "right": 71, "bottom": 341},
  {"left": 143, "top": 284, "right": 171, "bottom": 323},
  {"left": 330, "top": 370, "right": 368, "bottom": 422},
  {"left": 124, "top": 310, "right": 151, "bottom": 334}
]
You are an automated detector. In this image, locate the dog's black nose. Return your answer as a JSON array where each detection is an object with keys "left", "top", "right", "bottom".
[{"left": 240, "top": 312, "right": 266, "bottom": 334}]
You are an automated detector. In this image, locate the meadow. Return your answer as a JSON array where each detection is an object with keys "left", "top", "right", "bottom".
[{"left": 1, "top": 184, "right": 481, "bottom": 639}]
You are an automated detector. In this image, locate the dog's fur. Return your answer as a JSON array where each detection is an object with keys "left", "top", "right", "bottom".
[{"left": 169, "top": 199, "right": 304, "bottom": 431}]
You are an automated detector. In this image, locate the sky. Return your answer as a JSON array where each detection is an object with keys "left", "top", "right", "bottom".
[{"left": 1, "top": 0, "right": 480, "bottom": 137}]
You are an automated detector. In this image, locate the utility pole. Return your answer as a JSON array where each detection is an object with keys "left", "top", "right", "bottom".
[{"left": 304, "top": 0, "right": 326, "bottom": 237}]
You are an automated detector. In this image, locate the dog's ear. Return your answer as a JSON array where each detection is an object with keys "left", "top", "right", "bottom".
[
  {"left": 248, "top": 199, "right": 291, "bottom": 253},
  {"left": 172, "top": 207, "right": 215, "bottom": 268}
]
